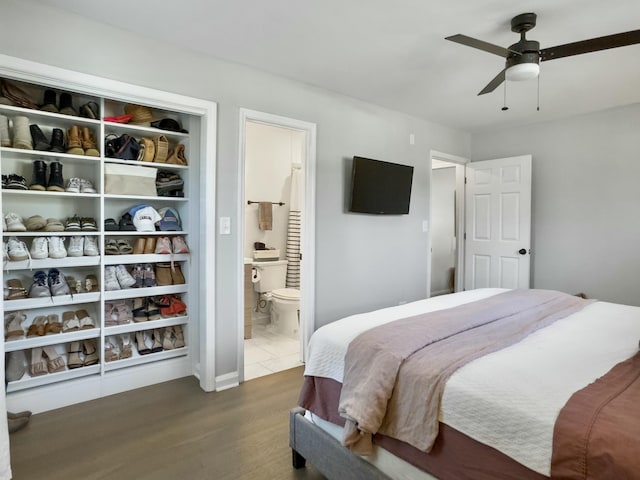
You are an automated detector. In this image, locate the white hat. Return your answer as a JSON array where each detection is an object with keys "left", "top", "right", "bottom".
[{"left": 133, "top": 206, "right": 161, "bottom": 232}]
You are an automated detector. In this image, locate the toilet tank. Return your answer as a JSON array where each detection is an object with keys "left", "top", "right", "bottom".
[{"left": 253, "top": 260, "right": 288, "bottom": 293}]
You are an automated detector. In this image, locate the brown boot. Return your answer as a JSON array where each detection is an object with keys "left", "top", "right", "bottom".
[
  {"left": 81, "top": 127, "right": 99, "bottom": 156},
  {"left": 66, "top": 125, "right": 84, "bottom": 155},
  {"left": 133, "top": 237, "right": 146, "bottom": 255},
  {"left": 143, "top": 237, "right": 156, "bottom": 254}
]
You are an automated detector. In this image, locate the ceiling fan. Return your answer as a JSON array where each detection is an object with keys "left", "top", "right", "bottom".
[{"left": 446, "top": 13, "right": 640, "bottom": 96}]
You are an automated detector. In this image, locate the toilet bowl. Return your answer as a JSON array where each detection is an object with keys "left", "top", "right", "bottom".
[{"left": 270, "top": 287, "right": 300, "bottom": 338}]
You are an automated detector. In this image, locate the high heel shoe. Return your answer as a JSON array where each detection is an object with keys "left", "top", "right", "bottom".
[
  {"left": 162, "top": 327, "right": 175, "bottom": 350},
  {"left": 104, "top": 336, "right": 120, "bottom": 362},
  {"left": 151, "top": 329, "right": 163, "bottom": 353},
  {"left": 135, "top": 331, "right": 151, "bottom": 355},
  {"left": 4, "top": 311, "right": 25, "bottom": 340},
  {"left": 119, "top": 333, "right": 132, "bottom": 359},
  {"left": 173, "top": 325, "right": 185, "bottom": 348}
]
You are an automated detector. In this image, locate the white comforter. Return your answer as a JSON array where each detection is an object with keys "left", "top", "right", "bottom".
[{"left": 304, "top": 289, "right": 640, "bottom": 476}]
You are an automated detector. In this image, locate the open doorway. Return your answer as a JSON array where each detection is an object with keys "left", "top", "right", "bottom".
[
  {"left": 238, "top": 109, "right": 316, "bottom": 382},
  {"left": 428, "top": 151, "right": 467, "bottom": 297}
]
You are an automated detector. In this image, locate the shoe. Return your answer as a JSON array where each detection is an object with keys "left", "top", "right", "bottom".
[
  {"left": 155, "top": 263, "right": 173, "bottom": 286},
  {"left": 47, "top": 161, "right": 64, "bottom": 192},
  {"left": 59, "top": 92, "right": 77, "bottom": 116},
  {"left": 5, "top": 350, "right": 27, "bottom": 382},
  {"left": 132, "top": 297, "right": 148, "bottom": 322},
  {"left": 40, "top": 89, "right": 58, "bottom": 113},
  {"left": 45, "top": 314, "right": 62, "bottom": 335},
  {"left": 5, "top": 279, "right": 27, "bottom": 300},
  {"left": 5, "top": 174, "right": 28, "bottom": 190},
  {"left": 162, "top": 327, "right": 175, "bottom": 350},
  {"left": 79, "top": 178, "right": 97, "bottom": 193},
  {"left": 25, "top": 215, "right": 46, "bottom": 231},
  {"left": 2, "top": 240, "right": 6, "bottom": 260},
  {"left": 173, "top": 325, "right": 185, "bottom": 348},
  {"left": 171, "top": 236, "right": 189, "bottom": 254},
  {"left": 76, "top": 309, "right": 95, "bottom": 329},
  {"left": 49, "top": 128, "right": 65, "bottom": 153},
  {"left": 0, "top": 114, "right": 10, "bottom": 147},
  {"left": 29, "top": 160, "right": 47, "bottom": 190},
  {"left": 65, "top": 177, "right": 81, "bottom": 193},
  {"left": 26, "top": 316, "right": 47, "bottom": 337},
  {"left": 47, "top": 236, "right": 67, "bottom": 259},
  {"left": 135, "top": 331, "right": 151, "bottom": 355},
  {"left": 30, "top": 236, "right": 48, "bottom": 259},
  {"left": 104, "top": 336, "right": 120, "bottom": 362},
  {"left": 171, "top": 264, "right": 185, "bottom": 285},
  {"left": 48, "top": 268, "right": 71, "bottom": 296},
  {"left": 104, "top": 218, "right": 119, "bottom": 231},
  {"left": 5, "top": 213, "right": 26, "bottom": 232},
  {"left": 119, "top": 334, "right": 132, "bottom": 359},
  {"left": 66, "top": 125, "right": 83, "bottom": 155},
  {"left": 133, "top": 237, "right": 146, "bottom": 255},
  {"left": 115, "top": 265, "right": 136, "bottom": 289},
  {"left": 44, "top": 218, "right": 65, "bottom": 232},
  {"left": 67, "top": 341, "right": 83, "bottom": 369},
  {"left": 64, "top": 215, "right": 81, "bottom": 232},
  {"left": 42, "top": 345, "right": 66, "bottom": 373},
  {"left": 30, "top": 124, "right": 49, "bottom": 151},
  {"left": 80, "top": 217, "right": 98, "bottom": 231},
  {"left": 11, "top": 116, "right": 32, "bottom": 150},
  {"left": 83, "top": 236, "right": 99, "bottom": 256},
  {"left": 4, "top": 311, "right": 25, "bottom": 340},
  {"left": 131, "top": 264, "right": 144, "bottom": 288},
  {"left": 104, "top": 266, "right": 120, "bottom": 291},
  {"left": 118, "top": 213, "right": 136, "bottom": 231},
  {"left": 143, "top": 264, "right": 156, "bottom": 287},
  {"left": 156, "top": 170, "right": 184, "bottom": 196},
  {"left": 80, "top": 101, "right": 99, "bottom": 120},
  {"left": 67, "top": 235, "right": 84, "bottom": 257},
  {"left": 29, "top": 347, "right": 48, "bottom": 376},
  {"left": 29, "top": 271, "right": 50, "bottom": 297},
  {"left": 117, "top": 239, "right": 133, "bottom": 254},
  {"left": 143, "top": 237, "right": 156, "bottom": 254},
  {"left": 85, "top": 274, "right": 99, "bottom": 293},
  {"left": 113, "top": 302, "right": 132, "bottom": 324},
  {"left": 62, "top": 311, "right": 80, "bottom": 332},
  {"left": 81, "top": 128, "right": 99, "bottom": 156},
  {"left": 7, "top": 236, "right": 29, "bottom": 261},
  {"left": 154, "top": 236, "right": 171, "bottom": 254},
  {"left": 151, "top": 329, "right": 163, "bottom": 353}
]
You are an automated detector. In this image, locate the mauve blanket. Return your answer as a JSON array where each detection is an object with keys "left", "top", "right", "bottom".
[{"left": 338, "top": 289, "right": 592, "bottom": 455}]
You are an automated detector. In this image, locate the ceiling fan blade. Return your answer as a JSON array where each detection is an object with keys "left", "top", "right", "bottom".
[
  {"left": 446, "top": 34, "right": 519, "bottom": 58},
  {"left": 478, "top": 69, "right": 506, "bottom": 96},
  {"left": 541, "top": 29, "right": 640, "bottom": 61}
]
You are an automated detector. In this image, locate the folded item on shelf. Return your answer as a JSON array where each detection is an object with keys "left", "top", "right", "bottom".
[{"left": 104, "top": 163, "right": 157, "bottom": 196}]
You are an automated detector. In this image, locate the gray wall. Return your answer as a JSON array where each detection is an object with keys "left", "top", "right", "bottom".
[
  {"left": 471, "top": 104, "right": 640, "bottom": 306},
  {"left": 0, "top": 0, "right": 470, "bottom": 378}
]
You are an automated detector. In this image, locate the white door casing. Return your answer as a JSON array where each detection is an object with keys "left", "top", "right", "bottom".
[{"left": 464, "top": 155, "right": 532, "bottom": 290}]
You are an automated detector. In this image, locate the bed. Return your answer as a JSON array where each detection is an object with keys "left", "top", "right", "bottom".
[{"left": 290, "top": 288, "right": 640, "bottom": 480}]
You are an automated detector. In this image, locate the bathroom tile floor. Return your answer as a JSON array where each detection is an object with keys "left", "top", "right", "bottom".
[{"left": 244, "top": 324, "right": 303, "bottom": 380}]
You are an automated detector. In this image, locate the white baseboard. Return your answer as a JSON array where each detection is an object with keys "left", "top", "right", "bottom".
[{"left": 215, "top": 371, "right": 239, "bottom": 391}]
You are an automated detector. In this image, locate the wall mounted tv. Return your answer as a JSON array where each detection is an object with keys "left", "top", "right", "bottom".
[{"left": 349, "top": 156, "right": 414, "bottom": 215}]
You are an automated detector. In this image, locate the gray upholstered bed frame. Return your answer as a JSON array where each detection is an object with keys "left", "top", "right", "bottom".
[{"left": 289, "top": 407, "right": 392, "bottom": 480}]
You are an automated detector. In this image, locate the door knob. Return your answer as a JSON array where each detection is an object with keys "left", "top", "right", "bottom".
[{"left": 518, "top": 248, "right": 527, "bottom": 255}]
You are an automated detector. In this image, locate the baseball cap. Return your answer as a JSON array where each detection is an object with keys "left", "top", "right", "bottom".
[
  {"left": 158, "top": 207, "right": 181, "bottom": 231},
  {"left": 133, "top": 206, "right": 161, "bottom": 232}
]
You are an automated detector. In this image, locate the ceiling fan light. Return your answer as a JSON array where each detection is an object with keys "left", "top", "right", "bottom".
[{"left": 505, "top": 63, "right": 540, "bottom": 81}]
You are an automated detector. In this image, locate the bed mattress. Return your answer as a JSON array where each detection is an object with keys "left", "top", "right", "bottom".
[{"left": 303, "top": 289, "right": 640, "bottom": 476}]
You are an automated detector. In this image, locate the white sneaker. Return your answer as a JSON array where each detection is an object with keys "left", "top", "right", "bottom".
[
  {"left": 79, "top": 179, "right": 97, "bottom": 193},
  {"left": 115, "top": 264, "right": 136, "bottom": 288},
  {"left": 2, "top": 212, "right": 6, "bottom": 232},
  {"left": 65, "top": 177, "right": 81, "bottom": 193},
  {"left": 105, "top": 266, "right": 120, "bottom": 291},
  {"left": 67, "top": 236, "right": 84, "bottom": 257},
  {"left": 48, "top": 236, "right": 67, "bottom": 259},
  {"left": 7, "top": 237, "right": 29, "bottom": 261},
  {"left": 83, "top": 236, "right": 99, "bottom": 256},
  {"left": 5, "top": 213, "right": 26, "bottom": 232},
  {"left": 30, "top": 237, "right": 49, "bottom": 259},
  {"left": 2, "top": 241, "right": 7, "bottom": 261}
]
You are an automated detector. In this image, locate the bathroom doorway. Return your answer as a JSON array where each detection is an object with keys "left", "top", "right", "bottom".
[{"left": 238, "top": 109, "right": 316, "bottom": 382}]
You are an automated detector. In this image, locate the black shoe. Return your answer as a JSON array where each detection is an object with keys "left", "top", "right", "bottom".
[
  {"left": 40, "top": 89, "right": 58, "bottom": 113},
  {"left": 5, "top": 174, "right": 28, "bottom": 190},
  {"left": 49, "top": 128, "right": 65, "bottom": 153},
  {"left": 1, "top": 174, "right": 7, "bottom": 188},
  {"left": 59, "top": 92, "right": 76, "bottom": 116},
  {"left": 47, "top": 161, "right": 64, "bottom": 192},
  {"left": 80, "top": 102, "right": 99, "bottom": 119},
  {"left": 29, "top": 124, "right": 49, "bottom": 151},
  {"left": 29, "top": 160, "right": 47, "bottom": 191}
]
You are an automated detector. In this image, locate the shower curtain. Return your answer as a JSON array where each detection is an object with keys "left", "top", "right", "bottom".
[{"left": 286, "top": 165, "right": 301, "bottom": 288}]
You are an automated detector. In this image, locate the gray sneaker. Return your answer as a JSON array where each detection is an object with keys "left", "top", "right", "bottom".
[
  {"left": 29, "top": 271, "right": 50, "bottom": 297},
  {"left": 48, "top": 268, "right": 70, "bottom": 296}
]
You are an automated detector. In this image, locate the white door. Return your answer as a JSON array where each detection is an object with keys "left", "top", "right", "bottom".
[{"left": 464, "top": 155, "right": 532, "bottom": 290}]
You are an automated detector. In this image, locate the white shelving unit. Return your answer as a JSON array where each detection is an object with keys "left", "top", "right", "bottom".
[{"left": 0, "top": 54, "right": 217, "bottom": 413}]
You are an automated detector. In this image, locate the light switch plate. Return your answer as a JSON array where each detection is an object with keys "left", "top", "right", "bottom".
[{"left": 219, "top": 216, "right": 231, "bottom": 235}]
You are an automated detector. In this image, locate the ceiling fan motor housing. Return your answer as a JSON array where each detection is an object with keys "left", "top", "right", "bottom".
[{"left": 506, "top": 40, "right": 540, "bottom": 69}]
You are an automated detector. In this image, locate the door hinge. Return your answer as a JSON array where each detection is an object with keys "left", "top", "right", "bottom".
[
  {"left": 464, "top": 177, "right": 467, "bottom": 184},
  {"left": 464, "top": 232, "right": 466, "bottom": 240}
]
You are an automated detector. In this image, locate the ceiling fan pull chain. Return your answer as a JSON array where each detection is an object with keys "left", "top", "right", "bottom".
[{"left": 501, "top": 81, "right": 509, "bottom": 111}]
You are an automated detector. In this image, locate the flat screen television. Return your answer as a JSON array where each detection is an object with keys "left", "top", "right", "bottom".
[{"left": 349, "top": 156, "right": 414, "bottom": 214}]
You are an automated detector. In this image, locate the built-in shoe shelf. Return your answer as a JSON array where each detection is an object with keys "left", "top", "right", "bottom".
[
  {"left": 103, "top": 346, "right": 188, "bottom": 372},
  {"left": 3, "top": 256, "right": 101, "bottom": 271},
  {"left": 0, "top": 103, "right": 101, "bottom": 128},
  {"left": 7, "top": 364, "right": 101, "bottom": 393},
  {"left": 4, "top": 327, "right": 100, "bottom": 352},
  {"left": 105, "top": 316, "right": 187, "bottom": 336},
  {"left": 103, "top": 253, "right": 189, "bottom": 265},
  {"left": 103, "top": 284, "right": 188, "bottom": 301},
  {"left": 4, "top": 292, "right": 101, "bottom": 311}
]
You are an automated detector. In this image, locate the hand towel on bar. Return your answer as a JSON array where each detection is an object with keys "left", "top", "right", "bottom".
[{"left": 258, "top": 202, "right": 273, "bottom": 230}]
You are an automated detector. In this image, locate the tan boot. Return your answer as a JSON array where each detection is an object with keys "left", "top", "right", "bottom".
[
  {"left": 143, "top": 237, "right": 156, "bottom": 254},
  {"left": 133, "top": 237, "right": 146, "bottom": 255},
  {"left": 81, "top": 127, "right": 99, "bottom": 156},
  {"left": 66, "top": 125, "right": 84, "bottom": 155}
]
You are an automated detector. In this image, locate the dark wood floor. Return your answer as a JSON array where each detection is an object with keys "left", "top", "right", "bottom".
[{"left": 9, "top": 366, "right": 326, "bottom": 480}]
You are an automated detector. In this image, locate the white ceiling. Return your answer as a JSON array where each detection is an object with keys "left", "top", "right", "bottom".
[{"left": 32, "top": 0, "right": 640, "bottom": 132}]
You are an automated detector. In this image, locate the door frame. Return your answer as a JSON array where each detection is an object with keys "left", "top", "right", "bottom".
[
  {"left": 427, "top": 150, "right": 468, "bottom": 297},
  {"left": 237, "top": 108, "right": 317, "bottom": 382}
]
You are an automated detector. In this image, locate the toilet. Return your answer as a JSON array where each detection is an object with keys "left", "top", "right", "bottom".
[{"left": 252, "top": 260, "right": 300, "bottom": 338}]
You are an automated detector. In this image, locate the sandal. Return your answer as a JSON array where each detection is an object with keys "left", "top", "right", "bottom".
[
  {"left": 62, "top": 311, "right": 81, "bottom": 332},
  {"left": 42, "top": 345, "right": 66, "bottom": 373},
  {"left": 151, "top": 329, "right": 163, "bottom": 353},
  {"left": 66, "top": 275, "right": 83, "bottom": 294},
  {"left": 6, "top": 279, "right": 28, "bottom": 300},
  {"left": 117, "top": 239, "right": 133, "bottom": 254},
  {"left": 105, "top": 239, "right": 119, "bottom": 255},
  {"left": 163, "top": 327, "right": 175, "bottom": 350},
  {"left": 173, "top": 325, "right": 185, "bottom": 348},
  {"left": 4, "top": 311, "right": 25, "bottom": 340},
  {"left": 104, "top": 337, "right": 120, "bottom": 362},
  {"left": 114, "top": 302, "right": 132, "bottom": 324},
  {"left": 67, "top": 341, "right": 84, "bottom": 369},
  {"left": 120, "top": 334, "right": 133, "bottom": 359},
  {"left": 76, "top": 309, "right": 95, "bottom": 329},
  {"left": 83, "top": 339, "right": 99, "bottom": 366},
  {"left": 27, "top": 315, "right": 47, "bottom": 337},
  {"left": 85, "top": 274, "right": 99, "bottom": 293},
  {"left": 45, "top": 314, "right": 62, "bottom": 335},
  {"left": 146, "top": 297, "right": 162, "bottom": 321},
  {"left": 132, "top": 297, "right": 148, "bottom": 322},
  {"left": 30, "top": 347, "right": 49, "bottom": 376},
  {"left": 135, "top": 331, "right": 151, "bottom": 355}
]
